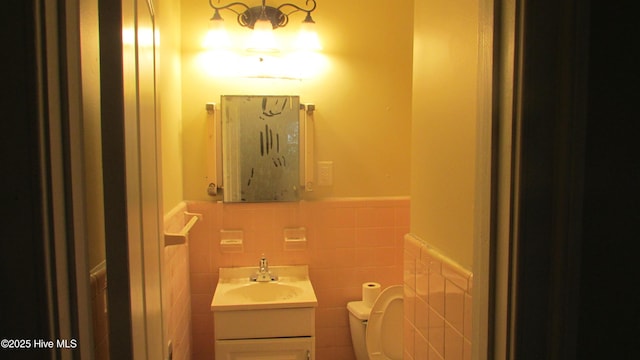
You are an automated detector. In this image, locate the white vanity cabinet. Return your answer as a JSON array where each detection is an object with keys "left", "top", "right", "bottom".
[
  {"left": 215, "top": 337, "right": 314, "bottom": 360},
  {"left": 213, "top": 306, "right": 316, "bottom": 359},
  {"left": 211, "top": 266, "right": 318, "bottom": 359}
]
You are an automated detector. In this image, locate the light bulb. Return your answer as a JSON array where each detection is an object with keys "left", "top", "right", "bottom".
[
  {"left": 246, "top": 19, "right": 279, "bottom": 53},
  {"left": 203, "top": 18, "right": 230, "bottom": 49},
  {"left": 295, "top": 20, "right": 321, "bottom": 51}
]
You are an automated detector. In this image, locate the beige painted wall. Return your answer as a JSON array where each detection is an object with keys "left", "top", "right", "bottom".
[
  {"left": 411, "top": 0, "right": 479, "bottom": 270},
  {"left": 159, "top": 0, "right": 185, "bottom": 214},
  {"left": 80, "top": 0, "right": 105, "bottom": 269},
  {"left": 179, "top": 0, "right": 413, "bottom": 201}
]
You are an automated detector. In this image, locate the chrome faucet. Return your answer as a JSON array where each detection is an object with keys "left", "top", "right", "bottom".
[
  {"left": 259, "top": 255, "right": 269, "bottom": 274},
  {"left": 251, "top": 254, "right": 278, "bottom": 282}
]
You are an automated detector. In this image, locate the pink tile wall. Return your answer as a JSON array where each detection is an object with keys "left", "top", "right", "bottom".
[
  {"left": 165, "top": 244, "right": 192, "bottom": 360},
  {"left": 164, "top": 203, "right": 193, "bottom": 360},
  {"left": 90, "top": 262, "right": 109, "bottom": 360},
  {"left": 186, "top": 197, "right": 409, "bottom": 360},
  {"left": 403, "top": 234, "right": 473, "bottom": 360}
]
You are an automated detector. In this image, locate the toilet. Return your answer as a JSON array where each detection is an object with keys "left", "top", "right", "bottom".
[{"left": 347, "top": 285, "right": 403, "bottom": 360}]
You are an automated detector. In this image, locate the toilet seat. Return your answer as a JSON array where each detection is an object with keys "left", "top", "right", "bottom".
[{"left": 366, "top": 285, "right": 403, "bottom": 360}]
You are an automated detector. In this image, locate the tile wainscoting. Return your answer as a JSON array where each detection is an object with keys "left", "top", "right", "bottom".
[
  {"left": 164, "top": 202, "right": 194, "bottom": 360},
  {"left": 186, "top": 198, "right": 409, "bottom": 360},
  {"left": 404, "top": 234, "right": 473, "bottom": 360},
  {"left": 89, "top": 262, "right": 108, "bottom": 360}
]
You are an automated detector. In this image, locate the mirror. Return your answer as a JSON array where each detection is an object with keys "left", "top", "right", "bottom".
[{"left": 221, "top": 95, "right": 301, "bottom": 202}]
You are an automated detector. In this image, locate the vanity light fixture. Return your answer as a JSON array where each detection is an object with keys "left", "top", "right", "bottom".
[{"left": 207, "top": 0, "right": 320, "bottom": 52}]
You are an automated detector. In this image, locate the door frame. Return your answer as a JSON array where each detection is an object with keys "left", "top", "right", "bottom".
[{"left": 477, "top": 0, "right": 591, "bottom": 359}]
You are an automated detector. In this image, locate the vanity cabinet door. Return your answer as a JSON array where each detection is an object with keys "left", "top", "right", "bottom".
[{"left": 215, "top": 337, "right": 314, "bottom": 359}]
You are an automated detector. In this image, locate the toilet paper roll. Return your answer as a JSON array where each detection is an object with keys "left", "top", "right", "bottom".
[{"left": 362, "top": 282, "right": 381, "bottom": 308}]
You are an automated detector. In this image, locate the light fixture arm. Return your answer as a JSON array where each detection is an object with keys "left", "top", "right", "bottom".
[
  {"left": 208, "top": 0, "right": 317, "bottom": 29},
  {"left": 277, "top": 0, "right": 316, "bottom": 18},
  {"left": 209, "top": 0, "right": 250, "bottom": 17}
]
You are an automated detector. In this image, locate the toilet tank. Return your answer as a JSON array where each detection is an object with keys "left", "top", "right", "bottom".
[{"left": 347, "top": 301, "right": 371, "bottom": 360}]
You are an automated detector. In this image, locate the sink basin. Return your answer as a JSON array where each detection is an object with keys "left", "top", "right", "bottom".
[
  {"left": 211, "top": 265, "right": 318, "bottom": 311},
  {"left": 224, "top": 282, "right": 304, "bottom": 302}
]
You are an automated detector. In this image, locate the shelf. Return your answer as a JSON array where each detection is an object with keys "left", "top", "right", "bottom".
[{"left": 164, "top": 211, "right": 202, "bottom": 246}]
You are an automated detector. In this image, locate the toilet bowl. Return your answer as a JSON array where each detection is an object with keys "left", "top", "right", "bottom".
[{"left": 347, "top": 285, "right": 403, "bottom": 360}]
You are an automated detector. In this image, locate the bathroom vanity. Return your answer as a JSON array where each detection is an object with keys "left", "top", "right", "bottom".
[{"left": 211, "top": 265, "right": 318, "bottom": 359}]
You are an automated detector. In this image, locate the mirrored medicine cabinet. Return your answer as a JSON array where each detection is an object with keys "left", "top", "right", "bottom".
[{"left": 221, "top": 95, "right": 303, "bottom": 202}]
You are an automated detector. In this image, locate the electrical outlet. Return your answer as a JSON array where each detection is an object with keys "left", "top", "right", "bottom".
[{"left": 317, "top": 161, "right": 333, "bottom": 186}]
